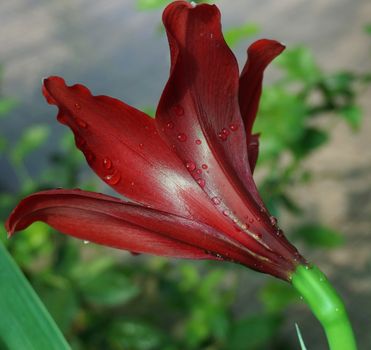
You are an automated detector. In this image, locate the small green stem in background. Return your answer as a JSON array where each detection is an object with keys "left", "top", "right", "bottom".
[{"left": 292, "top": 264, "right": 357, "bottom": 350}]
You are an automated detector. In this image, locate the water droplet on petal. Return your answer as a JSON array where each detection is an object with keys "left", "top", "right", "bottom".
[
  {"left": 185, "top": 161, "right": 196, "bottom": 171},
  {"left": 197, "top": 178, "right": 205, "bottom": 188},
  {"left": 270, "top": 216, "right": 278, "bottom": 226},
  {"left": 201, "top": 164, "right": 208, "bottom": 170},
  {"left": 195, "top": 139, "right": 202, "bottom": 145},
  {"left": 104, "top": 170, "right": 121, "bottom": 185},
  {"left": 222, "top": 128, "right": 230, "bottom": 136},
  {"left": 229, "top": 124, "right": 238, "bottom": 131},
  {"left": 195, "top": 169, "right": 202, "bottom": 175},
  {"left": 76, "top": 118, "right": 87, "bottom": 128},
  {"left": 174, "top": 105, "right": 184, "bottom": 116},
  {"left": 249, "top": 218, "right": 254, "bottom": 224},
  {"left": 83, "top": 240, "right": 90, "bottom": 244},
  {"left": 276, "top": 229, "right": 283, "bottom": 237},
  {"left": 254, "top": 232, "right": 262, "bottom": 239},
  {"left": 74, "top": 103, "right": 81, "bottom": 110},
  {"left": 212, "top": 197, "right": 220, "bottom": 205},
  {"left": 223, "top": 210, "right": 230, "bottom": 217},
  {"left": 177, "top": 133, "right": 187, "bottom": 142},
  {"left": 139, "top": 143, "right": 144, "bottom": 148},
  {"left": 103, "top": 158, "right": 112, "bottom": 169},
  {"left": 218, "top": 132, "right": 227, "bottom": 141},
  {"left": 130, "top": 181, "right": 135, "bottom": 186},
  {"left": 166, "top": 121, "right": 174, "bottom": 129}
]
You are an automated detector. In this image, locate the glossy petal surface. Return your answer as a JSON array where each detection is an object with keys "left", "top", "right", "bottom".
[
  {"left": 42, "top": 77, "right": 230, "bottom": 227},
  {"left": 5, "top": 189, "right": 284, "bottom": 271}
]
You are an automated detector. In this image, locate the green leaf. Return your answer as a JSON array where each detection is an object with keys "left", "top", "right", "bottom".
[
  {"left": 108, "top": 320, "right": 165, "bottom": 350},
  {"left": 295, "top": 323, "right": 308, "bottom": 350},
  {"left": 35, "top": 277, "right": 79, "bottom": 333},
  {"left": 339, "top": 105, "right": 362, "bottom": 131},
  {"left": 224, "top": 23, "right": 260, "bottom": 48},
  {"left": 276, "top": 46, "right": 321, "bottom": 83},
  {"left": 76, "top": 260, "right": 139, "bottom": 307},
  {"left": 0, "top": 98, "right": 17, "bottom": 117},
  {"left": 228, "top": 313, "right": 281, "bottom": 350},
  {"left": 255, "top": 86, "right": 307, "bottom": 162},
  {"left": 292, "top": 127, "right": 329, "bottom": 158},
  {"left": 11, "top": 125, "right": 50, "bottom": 165},
  {"left": 293, "top": 224, "right": 345, "bottom": 248},
  {"left": 259, "top": 281, "right": 300, "bottom": 312},
  {"left": 0, "top": 241, "right": 70, "bottom": 349}
]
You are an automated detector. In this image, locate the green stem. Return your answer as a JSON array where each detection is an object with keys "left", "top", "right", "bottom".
[{"left": 292, "top": 264, "right": 357, "bottom": 350}]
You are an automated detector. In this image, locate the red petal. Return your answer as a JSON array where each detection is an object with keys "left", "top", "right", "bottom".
[
  {"left": 157, "top": 2, "right": 250, "bottom": 188},
  {"left": 156, "top": 9, "right": 300, "bottom": 270},
  {"left": 156, "top": 2, "right": 268, "bottom": 231},
  {"left": 42, "top": 76, "right": 225, "bottom": 223},
  {"left": 5, "top": 189, "right": 281, "bottom": 269},
  {"left": 239, "top": 39, "right": 285, "bottom": 140}
]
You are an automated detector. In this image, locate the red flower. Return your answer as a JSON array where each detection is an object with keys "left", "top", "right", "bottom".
[{"left": 6, "top": 1, "right": 305, "bottom": 281}]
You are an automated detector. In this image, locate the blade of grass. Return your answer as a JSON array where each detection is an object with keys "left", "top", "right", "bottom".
[
  {"left": 295, "top": 323, "right": 308, "bottom": 350},
  {"left": 0, "top": 241, "right": 70, "bottom": 350}
]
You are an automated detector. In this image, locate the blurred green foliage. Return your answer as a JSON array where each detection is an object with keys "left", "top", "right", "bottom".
[{"left": 0, "top": 7, "right": 370, "bottom": 350}]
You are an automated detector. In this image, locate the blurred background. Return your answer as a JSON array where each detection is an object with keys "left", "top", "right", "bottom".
[{"left": 0, "top": 0, "right": 370, "bottom": 349}]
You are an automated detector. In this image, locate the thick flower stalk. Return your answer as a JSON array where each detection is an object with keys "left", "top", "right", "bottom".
[{"left": 5, "top": 2, "right": 356, "bottom": 349}]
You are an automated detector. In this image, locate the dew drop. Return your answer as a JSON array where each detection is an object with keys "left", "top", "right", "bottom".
[
  {"left": 270, "top": 216, "right": 278, "bottom": 226},
  {"left": 104, "top": 170, "right": 121, "bottom": 185},
  {"left": 174, "top": 105, "right": 184, "bottom": 116},
  {"left": 195, "top": 169, "right": 202, "bottom": 175},
  {"left": 229, "top": 123, "right": 238, "bottom": 131},
  {"left": 76, "top": 118, "right": 87, "bottom": 128},
  {"left": 212, "top": 197, "right": 221, "bottom": 205},
  {"left": 218, "top": 132, "right": 227, "bottom": 141},
  {"left": 83, "top": 240, "right": 90, "bottom": 244},
  {"left": 249, "top": 218, "right": 254, "bottom": 224},
  {"left": 197, "top": 178, "right": 205, "bottom": 188},
  {"left": 74, "top": 103, "right": 81, "bottom": 110},
  {"left": 222, "top": 210, "right": 230, "bottom": 217},
  {"left": 221, "top": 128, "right": 230, "bottom": 136},
  {"left": 195, "top": 139, "right": 202, "bottom": 145},
  {"left": 177, "top": 133, "right": 187, "bottom": 142},
  {"left": 130, "top": 181, "right": 135, "bottom": 186},
  {"left": 201, "top": 164, "right": 208, "bottom": 170},
  {"left": 103, "top": 158, "right": 112, "bottom": 169},
  {"left": 254, "top": 232, "right": 262, "bottom": 239},
  {"left": 166, "top": 121, "right": 174, "bottom": 129},
  {"left": 185, "top": 160, "right": 196, "bottom": 171},
  {"left": 276, "top": 229, "right": 283, "bottom": 237},
  {"left": 139, "top": 143, "right": 144, "bottom": 148}
]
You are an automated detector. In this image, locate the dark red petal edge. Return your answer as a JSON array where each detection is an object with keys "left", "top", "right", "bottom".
[{"left": 239, "top": 39, "right": 285, "bottom": 141}]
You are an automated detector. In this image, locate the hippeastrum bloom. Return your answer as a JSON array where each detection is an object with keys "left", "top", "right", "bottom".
[
  {"left": 4, "top": 3, "right": 359, "bottom": 348},
  {"left": 6, "top": 1, "right": 306, "bottom": 281}
]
